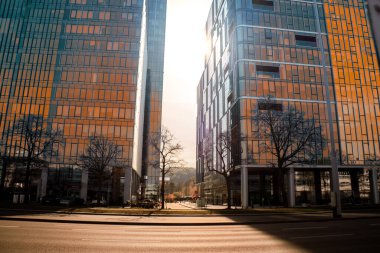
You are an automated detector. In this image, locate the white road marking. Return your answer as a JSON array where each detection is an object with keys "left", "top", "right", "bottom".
[
  {"left": 369, "top": 223, "right": 380, "bottom": 226},
  {"left": 0, "top": 225, "right": 20, "bottom": 228},
  {"left": 292, "top": 233, "right": 354, "bottom": 239},
  {"left": 81, "top": 239, "right": 120, "bottom": 242},
  {"left": 81, "top": 238, "right": 162, "bottom": 243},
  {"left": 283, "top": 226, "right": 328, "bottom": 230}
]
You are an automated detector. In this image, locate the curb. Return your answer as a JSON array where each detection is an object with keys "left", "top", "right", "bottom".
[
  {"left": 0, "top": 216, "right": 333, "bottom": 226},
  {"left": 0, "top": 215, "right": 380, "bottom": 227},
  {"left": 0, "top": 207, "right": 333, "bottom": 217},
  {"left": 1, "top": 207, "right": 380, "bottom": 218},
  {"left": 0, "top": 216, "right": 227, "bottom": 226},
  {"left": 1, "top": 214, "right": 380, "bottom": 227}
]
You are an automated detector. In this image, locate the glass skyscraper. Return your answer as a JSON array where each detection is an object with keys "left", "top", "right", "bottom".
[
  {"left": 141, "top": 0, "right": 167, "bottom": 198},
  {"left": 196, "top": 0, "right": 380, "bottom": 207},
  {"left": 0, "top": 0, "right": 166, "bottom": 203}
]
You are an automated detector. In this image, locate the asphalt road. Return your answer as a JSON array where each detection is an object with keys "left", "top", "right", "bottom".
[{"left": 0, "top": 217, "right": 380, "bottom": 253}]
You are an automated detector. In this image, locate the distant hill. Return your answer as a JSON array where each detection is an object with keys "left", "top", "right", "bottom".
[{"left": 168, "top": 167, "right": 196, "bottom": 195}]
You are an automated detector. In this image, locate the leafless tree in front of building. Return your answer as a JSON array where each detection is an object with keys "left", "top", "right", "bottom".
[
  {"left": 253, "top": 98, "right": 324, "bottom": 206},
  {"left": 203, "top": 131, "right": 237, "bottom": 209},
  {"left": 150, "top": 126, "right": 183, "bottom": 209},
  {"left": 78, "top": 135, "right": 122, "bottom": 205},
  {"left": 9, "top": 115, "right": 62, "bottom": 203}
]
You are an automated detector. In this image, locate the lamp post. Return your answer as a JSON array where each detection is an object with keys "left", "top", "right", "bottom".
[{"left": 313, "top": 0, "right": 341, "bottom": 218}]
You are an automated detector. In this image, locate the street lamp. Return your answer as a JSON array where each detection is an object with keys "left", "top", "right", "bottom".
[{"left": 313, "top": 0, "right": 341, "bottom": 218}]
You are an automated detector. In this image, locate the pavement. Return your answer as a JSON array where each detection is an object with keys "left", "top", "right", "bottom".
[{"left": 0, "top": 202, "right": 380, "bottom": 226}]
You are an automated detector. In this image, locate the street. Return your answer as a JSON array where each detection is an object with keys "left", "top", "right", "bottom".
[{"left": 0, "top": 216, "right": 380, "bottom": 252}]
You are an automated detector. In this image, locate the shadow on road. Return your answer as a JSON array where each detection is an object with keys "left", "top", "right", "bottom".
[
  {"left": 1, "top": 202, "right": 380, "bottom": 252},
  {"left": 0, "top": 203, "right": 109, "bottom": 217},
  {"left": 211, "top": 205, "right": 380, "bottom": 253}
]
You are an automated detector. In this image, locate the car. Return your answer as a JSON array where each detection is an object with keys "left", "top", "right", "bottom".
[
  {"left": 59, "top": 197, "right": 73, "bottom": 205},
  {"left": 41, "top": 195, "right": 60, "bottom": 205},
  {"left": 133, "top": 199, "right": 159, "bottom": 209},
  {"left": 91, "top": 199, "right": 107, "bottom": 206},
  {"left": 59, "top": 197, "right": 84, "bottom": 206}
]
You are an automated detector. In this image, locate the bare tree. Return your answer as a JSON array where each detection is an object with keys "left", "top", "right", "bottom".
[
  {"left": 78, "top": 135, "right": 122, "bottom": 205},
  {"left": 253, "top": 99, "right": 324, "bottom": 206},
  {"left": 10, "top": 115, "right": 62, "bottom": 203},
  {"left": 203, "top": 131, "right": 237, "bottom": 209},
  {"left": 150, "top": 127, "right": 183, "bottom": 209}
]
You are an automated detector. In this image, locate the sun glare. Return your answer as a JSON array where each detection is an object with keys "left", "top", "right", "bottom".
[
  {"left": 163, "top": 0, "right": 212, "bottom": 167},
  {"left": 165, "top": 1, "right": 209, "bottom": 79}
]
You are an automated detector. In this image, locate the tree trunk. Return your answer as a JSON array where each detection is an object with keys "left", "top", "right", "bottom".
[
  {"left": 272, "top": 170, "right": 280, "bottom": 205},
  {"left": 226, "top": 176, "right": 232, "bottom": 209},
  {"left": 161, "top": 170, "right": 165, "bottom": 209},
  {"left": 273, "top": 169, "right": 288, "bottom": 206},
  {"left": 24, "top": 158, "right": 31, "bottom": 204}
]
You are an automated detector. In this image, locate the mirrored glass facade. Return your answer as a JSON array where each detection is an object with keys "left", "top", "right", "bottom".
[
  {"left": 196, "top": 0, "right": 380, "bottom": 206},
  {"left": 0, "top": 0, "right": 166, "bottom": 203},
  {"left": 141, "top": 0, "right": 167, "bottom": 198}
]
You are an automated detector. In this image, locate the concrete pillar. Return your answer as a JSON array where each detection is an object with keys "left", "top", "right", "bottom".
[
  {"left": 241, "top": 166, "right": 248, "bottom": 209},
  {"left": 40, "top": 167, "right": 48, "bottom": 199},
  {"left": 350, "top": 170, "right": 360, "bottom": 201},
  {"left": 288, "top": 168, "right": 295, "bottom": 207},
  {"left": 314, "top": 170, "right": 322, "bottom": 204},
  {"left": 80, "top": 170, "right": 88, "bottom": 204},
  {"left": 123, "top": 167, "right": 132, "bottom": 203},
  {"left": 370, "top": 168, "right": 379, "bottom": 205}
]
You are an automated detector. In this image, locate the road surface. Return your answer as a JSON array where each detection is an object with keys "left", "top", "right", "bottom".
[{"left": 0, "top": 216, "right": 379, "bottom": 252}]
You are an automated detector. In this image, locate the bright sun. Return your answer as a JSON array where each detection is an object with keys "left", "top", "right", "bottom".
[
  {"left": 163, "top": 0, "right": 212, "bottom": 167},
  {"left": 165, "top": 0, "right": 210, "bottom": 79}
]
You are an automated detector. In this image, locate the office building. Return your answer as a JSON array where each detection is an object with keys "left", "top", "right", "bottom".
[
  {"left": 0, "top": 0, "right": 166, "bottom": 203},
  {"left": 196, "top": 0, "right": 380, "bottom": 207},
  {"left": 141, "top": 0, "right": 167, "bottom": 198}
]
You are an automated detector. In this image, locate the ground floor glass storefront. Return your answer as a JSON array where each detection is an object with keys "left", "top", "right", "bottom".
[
  {"left": 0, "top": 160, "right": 140, "bottom": 205},
  {"left": 201, "top": 167, "right": 380, "bottom": 207}
]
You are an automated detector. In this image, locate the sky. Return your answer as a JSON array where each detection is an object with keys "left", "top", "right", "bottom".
[{"left": 162, "top": 0, "right": 213, "bottom": 167}]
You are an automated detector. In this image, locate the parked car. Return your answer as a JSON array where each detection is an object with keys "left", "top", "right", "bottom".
[
  {"left": 59, "top": 197, "right": 84, "bottom": 206},
  {"left": 41, "top": 195, "right": 60, "bottom": 205},
  {"left": 127, "top": 199, "right": 159, "bottom": 209},
  {"left": 90, "top": 199, "right": 107, "bottom": 206}
]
